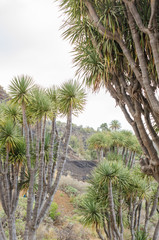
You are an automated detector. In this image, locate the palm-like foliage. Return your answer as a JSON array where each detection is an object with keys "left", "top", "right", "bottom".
[
  {"left": 78, "top": 197, "right": 102, "bottom": 227},
  {"left": 47, "top": 86, "right": 59, "bottom": 118},
  {"left": 1, "top": 101, "right": 22, "bottom": 123},
  {"left": 109, "top": 120, "right": 121, "bottom": 131},
  {"left": 87, "top": 132, "right": 111, "bottom": 161},
  {"left": 4, "top": 77, "right": 87, "bottom": 240},
  {"left": 9, "top": 139, "right": 26, "bottom": 163},
  {"left": 0, "top": 114, "right": 24, "bottom": 240},
  {"left": 98, "top": 122, "right": 109, "bottom": 132},
  {"left": 88, "top": 130, "right": 142, "bottom": 165},
  {"left": 59, "top": 0, "right": 159, "bottom": 184},
  {"left": 44, "top": 131, "right": 50, "bottom": 162},
  {"left": 58, "top": 79, "right": 86, "bottom": 116},
  {"left": 78, "top": 161, "right": 130, "bottom": 238},
  {"left": 9, "top": 75, "right": 34, "bottom": 104},
  {"left": 0, "top": 76, "right": 87, "bottom": 240},
  {"left": 87, "top": 132, "right": 111, "bottom": 151},
  {"left": 28, "top": 87, "right": 51, "bottom": 120},
  {"left": 19, "top": 169, "right": 38, "bottom": 193},
  {"left": 0, "top": 119, "right": 21, "bottom": 152},
  {"left": 78, "top": 159, "right": 158, "bottom": 239},
  {"left": 94, "top": 161, "right": 130, "bottom": 188}
]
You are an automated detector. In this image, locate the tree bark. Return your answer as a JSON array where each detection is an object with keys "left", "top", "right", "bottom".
[
  {"left": 96, "top": 224, "right": 105, "bottom": 240},
  {"left": 144, "top": 200, "right": 150, "bottom": 233},
  {"left": 32, "top": 107, "right": 73, "bottom": 231},
  {"left": 119, "top": 195, "right": 124, "bottom": 240},
  {"left": 8, "top": 215, "right": 16, "bottom": 240},
  {"left": 108, "top": 180, "right": 120, "bottom": 239},
  {"left": 83, "top": 0, "right": 159, "bottom": 181},
  {"left": 24, "top": 170, "right": 35, "bottom": 240},
  {"left": 153, "top": 220, "right": 159, "bottom": 240},
  {"left": 137, "top": 203, "right": 142, "bottom": 231},
  {"left": 47, "top": 117, "right": 56, "bottom": 190}
]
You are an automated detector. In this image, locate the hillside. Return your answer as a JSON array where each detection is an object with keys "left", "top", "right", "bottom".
[{"left": 0, "top": 86, "right": 9, "bottom": 102}]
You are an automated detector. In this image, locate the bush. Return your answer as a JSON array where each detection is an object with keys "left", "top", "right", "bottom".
[
  {"left": 70, "top": 135, "right": 79, "bottom": 151},
  {"left": 106, "top": 152, "right": 122, "bottom": 162},
  {"left": 72, "top": 195, "right": 83, "bottom": 208},
  {"left": 16, "top": 219, "right": 25, "bottom": 238},
  {"left": 64, "top": 185, "right": 79, "bottom": 196},
  {"left": 135, "top": 230, "right": 149, "bottom": 240},
  {"left": 49, "top": 202, "right": 61, "bottom": 221}
]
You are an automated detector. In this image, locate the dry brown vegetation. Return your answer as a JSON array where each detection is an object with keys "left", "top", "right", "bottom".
[{"left": 36, "top": 175, "right": 99, "bottom": 240}]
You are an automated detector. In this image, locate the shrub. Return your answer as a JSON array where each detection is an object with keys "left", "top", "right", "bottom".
[
  {"left": 64, "top": 185, "right": 79, "bottom": 196},
  {"left": 16, "top": 219, "right": 25, "bottom": 237},
  {"left": 106, "top": 152, "right": 122, "bottom": 162},
  {"left": 49, "top": 202, "right": 61, "bottom": 221},
  {"left": 135, "top": 230, "right": 149, "bottom": 240}
]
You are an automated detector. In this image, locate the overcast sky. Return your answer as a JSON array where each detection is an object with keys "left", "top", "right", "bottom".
[{"left": 0, "top": 0, "right": 132, "bottom": 131}]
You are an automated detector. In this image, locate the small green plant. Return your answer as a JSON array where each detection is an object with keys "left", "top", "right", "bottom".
[
  {"left": 135, "top": 230, "right": 149, "bottom": 240},
  {"left": 71, "top": 195, "right": 83, "bottom": 208},
  {"left": 49, "top": 202, "right": 61, "bottom": 220},
  {"left": 65, "top": 185, "right": 79, "bottom": 196},
  {"left": 0, "top": 208, "right": 5, "bottom": 218},
  {"left": 16, "top": 219, "right": 25, "bottom": 237}
]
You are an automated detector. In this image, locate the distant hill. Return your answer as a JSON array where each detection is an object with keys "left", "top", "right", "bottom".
[
  {"left": 56, "top": 121, "right": 96, "bottom": 160},
  {"left": 0, "top": 86, "right": 9, "bottom": 102}
]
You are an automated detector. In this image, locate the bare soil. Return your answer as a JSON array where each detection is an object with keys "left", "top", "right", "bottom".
[
  {"left": 52, "top": 190, "right": 99, "bottom": 240},
  {"left": 54, "top": 190, "right": 74, "bottom": 216},
  {"left": 37, "top": 188, "right": 99, "bottom": 240}
]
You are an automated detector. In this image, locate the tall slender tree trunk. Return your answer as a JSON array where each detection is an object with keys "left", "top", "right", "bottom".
[
  {"left": 100, "top": 149, "right": 104, "bottom": 161},
  {"left": 149, "top": 185, "right": 159, "bottom": 218},
  {"left": 102, "top": 213, "right": 109, "bottom": 239},
  {"left": 96, "top": 224, "right": 105, "bottom": 240},
  {"left": 137, "top": 203, "right": 142, "bottom": 231},
  {"left": 130, "top": 152, "right": 136, "bottom": 168},
  {"left": 130, "top": 201, "right": 137, "bottom": 240},
  {"left": 31, "top": 115, "right": 47, "bottom": 232},
  {"left": 22, "top": 102, "right": 31, "bottom": 171},
  {"left": 47, "top": 117, "right": 56, "bottom": 190},
  {"left": 144, "top": 200, "right": 150, "bottom": 233},
  {"left": 153, "top": 220, "right": 159, "bottom": 240},
  {"left": 97, "top": 150, "right": 100, "bottom": 161},
  {"left": 108, "top": 180, "right": 120, "bottom": 239},
  {"left": 119, "top": 195, "right": 123, "bottom": 240},
  {"left": 124, "top": 148, "right": 129, "bottom": 166},
  {"left": 27, "top": 107, "right": 73, "bottom": 236},
  {"left": 24, "top": 171, "right": 35, "bottom": 240},
  {"left": 8, "top": 215, "right": 16, "bottom": 240},
  {"left": 107, "top": 212, "right": 112, "bottom": 240},
  {"left": 122, "top": 147, "right": 125, "bottom": 160}
]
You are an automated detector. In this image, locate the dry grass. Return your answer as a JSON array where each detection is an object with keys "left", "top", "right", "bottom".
[
  {"left": 59, "top": 174, "right": 89, "bottom": 193},
  {"left": 37, "top": 224, "right": 57, "bottom": 240}
]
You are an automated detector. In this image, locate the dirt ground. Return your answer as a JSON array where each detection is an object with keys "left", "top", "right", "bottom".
[
  {"left": 54, "top": 190, "right": 74, "bottom": 216},
  {"left": 52, "top": 190, "right": 99, "bottom": 240},
  {"left": 36, "top": 188, "right": 99, "bottom": 240}
]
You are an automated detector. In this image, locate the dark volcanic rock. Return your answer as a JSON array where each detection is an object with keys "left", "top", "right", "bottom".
[{"left": 63, "top": 160, "right": 97, "bottom": 181}]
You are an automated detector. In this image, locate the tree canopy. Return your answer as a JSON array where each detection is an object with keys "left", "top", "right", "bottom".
[
  {"left": 0, "top": 76, "right": 86, "bottom": 240},
  {"left": 59, "top": 0, "right": 159, "bottom": 182}
]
